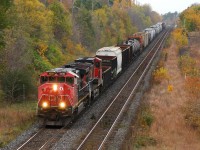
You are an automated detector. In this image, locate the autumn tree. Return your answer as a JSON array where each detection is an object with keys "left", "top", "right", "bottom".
[
  {"left": 180, "top": 4, "right": 200, "bottom": 31},
  {"left": 172, "top": 28, "right": 188, "bottom": 48},
  {"left": 48, "top": 1, "right": 72, "bottom": 43},
  {"left": 0, "top": 0, "right": 54, "bottom": 101}
]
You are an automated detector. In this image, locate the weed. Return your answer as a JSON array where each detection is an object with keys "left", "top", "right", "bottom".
[
  {"left": 134, "top": 136, "right": 157, "bottom": 148},
  {"left": 142, "top": 112, "right": 154, "bottom": 127},
  {"left": 153, "top": 67, "right": 169, "bottom": 84},
  {"left": 185, "top": 102, "right": 200, "bottom": 133}
]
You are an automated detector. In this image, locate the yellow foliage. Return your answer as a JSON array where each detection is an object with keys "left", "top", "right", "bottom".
[
  {"left": 153, "top": 67, "right": 169, "bottom": 83},
  {"left": 65, "top": 39, "right": 89, "bottom": 57},
  {"left": 167, "top": 85, "right": 173, "bottom": 92},
  {"left": 180, "top": 4, "right": 200, "bottom": 31},
  {"left": 172, "top": 28, "right": 188, "bottom": 48},
  {"left": 13, "top": 0, "right": 53, "bottom": 41},
  {"left": 36, "top": 42, "right": 48, "bottom": 56}
]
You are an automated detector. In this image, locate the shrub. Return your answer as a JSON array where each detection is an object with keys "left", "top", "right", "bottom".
[
  {"left": 1, "top": 70, "right": 34, "bottom": 103},
  {"left": 172, "top": 28, "right": 188, "bottom": 48},
  {"left": 179, "top": 55, "right": 197, "bottom": 76},
  {"left": 141, "top": 112, "right": 154, "bottom": 127},
  {"left": 134, "top": 136, "right": 157, "bottom": 148},
  {"left": 153, "top": 67, "right": 169, "bottom": 84}
]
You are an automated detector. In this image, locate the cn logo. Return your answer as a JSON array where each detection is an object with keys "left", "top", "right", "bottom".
[{"left": 60, "top": 87, "right": 64, "bottom": 91}]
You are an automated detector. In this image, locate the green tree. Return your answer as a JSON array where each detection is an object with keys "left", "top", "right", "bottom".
[
  {"left": 0, "top": 0, "right": 13, "bottom": 48},
  {"left": 49, "top": 1, "right": 72, "bottom": 43}
]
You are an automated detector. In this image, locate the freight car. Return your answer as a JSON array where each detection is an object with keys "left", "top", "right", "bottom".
[{"left": 37, "top": 22, "right": 166, "bottom": 126}]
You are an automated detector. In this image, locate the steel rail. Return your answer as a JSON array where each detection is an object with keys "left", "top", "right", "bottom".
[
  {"left": 16, "top": 128, "right": 44, "bottom": 150},
  {"left": 16, "top": 121, "right": 70, "bottom": 150},
  {"left": 76, "top": 29, "right": 169, "bottom": 150},
  {"left": 98, "top": 30, "right": 170, "bottom": 150}
]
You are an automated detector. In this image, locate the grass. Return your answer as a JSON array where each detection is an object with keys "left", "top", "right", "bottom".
[
  {"left": 132, "top": 105, "right": 156, "bottom": 149},
  {"left": 124, "top": 40, "right": 200, "bottom": 149},
  {"left": 134, "top": 136, "right": 157, "bottom": 149},
  {"left": 0, "top": 100, "right": 36, "bottom": 148},
  {"left": 183, "top": 35, "right": 200, "bottom": 135}
]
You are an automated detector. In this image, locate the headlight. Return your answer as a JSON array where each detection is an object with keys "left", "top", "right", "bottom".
[
  {"left": 42, "top": 102, "right": 48, "bottom": 108},
  {"left": 59, "top": 102, "right": 66, "bottom": 109},
  {"left": 53, "top": 84, "right": 58, "bottom": 92}
]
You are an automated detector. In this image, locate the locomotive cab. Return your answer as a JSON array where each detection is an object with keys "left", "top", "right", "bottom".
[
  {"left": 37, "top": 68, "right": 79, "bottom": 122},
  {"left": 37, "top": 60, "right": 102, "bottom": 125}
]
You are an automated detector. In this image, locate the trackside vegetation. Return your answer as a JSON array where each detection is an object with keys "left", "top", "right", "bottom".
[
  {"left": 0, "top": 101, "right": 36, "bottom": 147},
  {"left": 125, "top": 4, "right": 200, "bottom": 149},
  {"left": 0, "top": 0, "right": 162, "bottom": 147},
  {"left": 0, "top": 0, "right": 161, "bottom": 102}
]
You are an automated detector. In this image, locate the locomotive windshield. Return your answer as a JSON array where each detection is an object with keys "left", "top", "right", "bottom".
[
  {"left": 40, "top": 76, "right": 74, "bottom": 85},
  {"left": 58, "top": 77, "right": 65, "bottom": 83},
  {"left": 49, "top": 76, "right": 56, "bottom": 82},
  {"left": 66, "top": 77, "right": 74, "bottom": 85}
]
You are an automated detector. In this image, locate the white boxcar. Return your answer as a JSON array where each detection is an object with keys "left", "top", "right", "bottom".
[
  {"left": 150, "top": 25, "right": 160, "bottom": 34},
  {"left": 96, "top": 46, "right": 122, "bottom": 75},
  {"left": 144, "top": 28, "right": 155, "bottom": 42}
]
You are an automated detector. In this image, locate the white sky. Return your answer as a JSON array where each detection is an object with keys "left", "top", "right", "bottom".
[{"left": 136, "top": 0, "right": 200, "bottom": 14}]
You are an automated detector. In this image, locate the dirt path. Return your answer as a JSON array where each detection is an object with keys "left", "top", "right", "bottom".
[{"left": 143, "top": 42, "right": 200, "bottom": 149}]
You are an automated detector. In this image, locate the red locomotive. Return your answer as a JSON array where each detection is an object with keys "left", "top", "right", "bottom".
[{"left": 37, "top": 57, "right": 103, "bottom": 125}]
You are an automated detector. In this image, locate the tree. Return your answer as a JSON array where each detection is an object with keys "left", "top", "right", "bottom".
[
  {"left": 0, "top": 0, "right": 13, "bottom": 48},
  {"left": 48, "top": 1, "right": 72, "bottom": 44},
  {"left": 180, "top": 4, "right": 200, "bottom": 31}
]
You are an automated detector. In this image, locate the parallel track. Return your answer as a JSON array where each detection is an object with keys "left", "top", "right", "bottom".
[
  {"left": 16, "top": 124, "right": 70, "bottom": 150},
  {"left": 76, "top": 29, "right": 170, "bottom": 150}
]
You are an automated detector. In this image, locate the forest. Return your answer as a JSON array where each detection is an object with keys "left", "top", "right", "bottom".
[{"left": 0, "top": 0, "right": 162, "bottom": 102}]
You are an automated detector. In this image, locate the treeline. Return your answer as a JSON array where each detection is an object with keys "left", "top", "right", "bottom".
[
  {"left": 179, "top": 4, "right": 200, "bottom": 31},
  {"left": 0, "top": 0, "right": 161, "bottom": 102}
]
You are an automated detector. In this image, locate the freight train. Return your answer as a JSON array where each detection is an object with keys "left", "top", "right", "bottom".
[{"left": 37, "top": 22, "right": 166, "bottom": 126}]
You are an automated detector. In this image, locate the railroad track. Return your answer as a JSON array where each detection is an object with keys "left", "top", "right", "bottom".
[
  {"left": 76, "top": 29, "right": 170, "bottom": 150},
  {"left": 16, "top": 124, "right": 69, "bottom": 150}
]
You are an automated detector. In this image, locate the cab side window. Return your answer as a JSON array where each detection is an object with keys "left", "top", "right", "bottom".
[
  {"left": 95, "top": 62, "right": 100, "bottom": 68},
  {"left": 66, "top": 77, "right": 74, "bottom": 85},
  {"left": 41, "top": 76, "right": 48, "bottom": 84}
]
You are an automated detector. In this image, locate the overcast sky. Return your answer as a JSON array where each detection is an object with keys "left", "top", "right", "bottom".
[{"left": 136, "top": 0, "right": 199, "bottom": 14}]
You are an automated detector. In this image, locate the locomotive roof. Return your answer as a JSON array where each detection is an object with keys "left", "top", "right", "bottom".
[
  {"left": 63, "top": 62, "right": 93, "bottom": 74},
  {"left": 46, "top": 68, "right": 79, "bottom": 78},
  {"left": 47, "top": 68, "right": 75, "bottom": 73},
  {"left": 76, "top": 57, "right": 95, "bottom": 61},
  {"left": 75, "top": 57, "right": 101, "bottom": 64}
]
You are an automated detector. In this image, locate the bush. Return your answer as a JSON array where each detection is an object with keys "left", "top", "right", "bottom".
[
  {"left": 153, "top": 67, "right": 169, "bottom": 84},
  {"left": 172, "top": 28, "right": 188, "bottom": 48},
  {"left": 134, "top": 136, "right": 157, "bottom": 148},
  {"left": 179, "top": 55, "right": 197, "bottom": 76},
  {"left": 1, "top": 70, "right": 34, "bottom": 103},
  {"left": 142, "top": 112, "right": 154, "bottom": 127}
]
